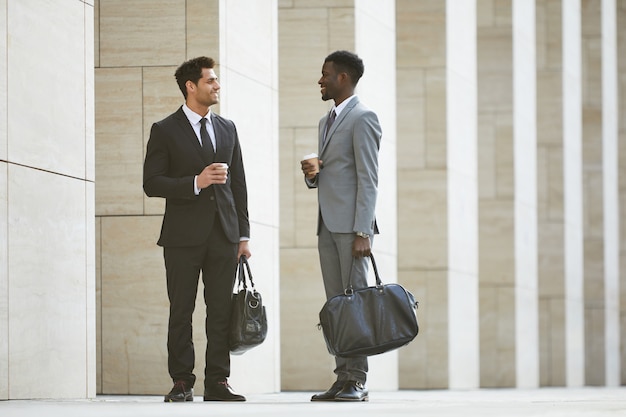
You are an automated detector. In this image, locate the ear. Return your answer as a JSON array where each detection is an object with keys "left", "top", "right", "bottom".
[{"left": 185, "top": 80, "right": 196, "bottom": 95}]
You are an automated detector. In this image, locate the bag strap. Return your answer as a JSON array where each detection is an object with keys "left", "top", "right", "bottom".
[
  {"left": 345, "top": 253, "right": 383, "bottom": 295},
  {"left": 236, "top": 255, "right": 256, "bottom": 292}
]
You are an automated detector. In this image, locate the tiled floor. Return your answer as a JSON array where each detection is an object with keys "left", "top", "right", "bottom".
[{"left": 1, "top": 387, "right": 625, "bottom": 417}]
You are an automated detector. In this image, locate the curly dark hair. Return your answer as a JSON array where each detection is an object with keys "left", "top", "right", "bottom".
[
  {"left": 324, "top": 50, "right": 364, "bottom": 86},
  {"left": 174, "top": 56, "right": 216, "bottom": 99}
]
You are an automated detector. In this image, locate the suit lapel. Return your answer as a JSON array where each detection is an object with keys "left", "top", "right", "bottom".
[
  {"left": 173, "top": 107, "right": 203, "bottom": 153},
  {"left": 320, "top": 98, "right": 358, "bottom": 156}
]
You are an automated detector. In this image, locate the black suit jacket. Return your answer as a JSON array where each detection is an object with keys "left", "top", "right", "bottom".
[{"left": 143, "top": 106, "right": 249, "bottom": 247}]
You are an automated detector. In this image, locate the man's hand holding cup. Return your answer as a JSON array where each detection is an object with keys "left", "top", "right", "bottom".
[
  {"left": 197, "top": 162, "right": 229, "bottom": 189},
  {"left": 301, "top": 153, "right": 321, "bottom": 180}
]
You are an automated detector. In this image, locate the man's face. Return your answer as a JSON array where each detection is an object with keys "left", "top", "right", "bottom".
[
  {"left": 318, "top": 61, "right": 341, "bottom": 101},
  {"left": 189, "top": 68, "right": 220, "bottom": 107}
]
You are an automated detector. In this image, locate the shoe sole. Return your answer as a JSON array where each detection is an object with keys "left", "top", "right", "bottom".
[
  {"left": 203, "top": 397, "right": 246, "bottom": 402},
  {"left": 334, "top": 396, "right": 369, "bottom": 402},
  {"left": 164, "top": 396, "right": 193, "bottom": 402}
]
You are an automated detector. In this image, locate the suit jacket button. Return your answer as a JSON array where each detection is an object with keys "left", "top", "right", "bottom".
[{"left": 210, "top": 196, "right": 215, "bottom": 201}]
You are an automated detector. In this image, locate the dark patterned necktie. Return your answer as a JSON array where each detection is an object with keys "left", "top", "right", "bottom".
[
  {"left": 200, "top": 117, "right": 215, "bottom": 162},
  {"left": 323, "top": 109, "right": 336, "bottom": 146}
]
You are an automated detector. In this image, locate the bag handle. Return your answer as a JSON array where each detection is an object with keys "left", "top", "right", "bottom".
[
  {"left": 345, "top": 253, "right": 382, "bottom": 295},
  {"left": 236, "top": 255, "right": 256, "bottom": 292}
]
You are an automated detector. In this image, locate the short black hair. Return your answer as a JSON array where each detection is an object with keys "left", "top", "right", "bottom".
[
  {"left": 324, "top": 50, "right": 364, "bottom": 86},
  {"left": 174, "top": 56, "right": 216, "bottom": 99}
]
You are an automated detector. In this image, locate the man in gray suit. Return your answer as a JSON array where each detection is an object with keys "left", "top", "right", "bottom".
[{"left": 301, "top": 50, "right": 382, "bottom": 402}]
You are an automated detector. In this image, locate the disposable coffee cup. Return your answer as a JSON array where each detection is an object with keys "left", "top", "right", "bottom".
[{"left": 302, "top": 153, "right": 319, "bottom": 175}]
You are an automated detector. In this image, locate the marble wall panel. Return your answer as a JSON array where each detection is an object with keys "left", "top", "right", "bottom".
[
  {"left": 99, "top": 0, "right": 185, "bottom": 67},
  {"left": 478, "top": 112, "right": 497, "bottom": 199},
  {"left": 398, "top": 269, "right": 428, "bottom": 388},
  {"left": 278, "top": 8, "right": 329, "bottom": 128},
  {"left": 584, "top": 307, "right": 606, "bottom": 385},
  {"left": 279, "top": 248, "right": 329, "bottom": 390},
  {"left": 8, "top": 165, "right": 88, "bottom": 398},
  {"left": 396, "top": 67, "right": 426, "bottom": 170},
  {"left": 279, "top": 127, "right": 296, "bottom": 247},
  {"left": 584, "top": 238, "right": 605, "bottom": 302},
  {"left": 186, "top": 0, "right": 219, "bottom": 60},
  {"left": 425, "top": 69, "right": 447, "bottom": 168},
  {"left": 583, "top": 169, "right": 604, "bottom": 238},
  {"left": 537, "top": 72, "right": 563, "bottom": 147},
  {"left": 86, "top": 181, "right": 96, "bottom": 398},
  {"left": 95, "top": 216, "right": 102, "bottom": 395},
  {"left": 329, "top": 7, "right": 355, "bottom": 51},
  {"left": 100, "top": 215, "right": 169, "bottom": 394},
  {"left": 95, "top": 68, "right": 144, "bottom": 216},
  {"left": 422, "top": 270, "right": 449, "bottom": 388},
  {"left": 0, "top": 0, "right": 6, "bottom": 162},
  {"left": 494, "top": 114, "right": 514, "bottom": 197},
  {"left": 398, "top": 170, "right": 448, "bottom": 271},
  {"left": 7, "top": 0, "right": 86, "bottom": 178},
  {"left": 86, "top": 3, "right": 95, "bottom": 183},
  {"left": 294, "top": 128, "right": 323, "bottom": 249},
  {"left": 538, "top": 222, "right": 565, "bottom": 296},
  {"left": 94, "top": 0, "right": 99, "bottom": 68},
  {"left": 141, "top": 66, "right": 182, "bottom": 216},
  {"left": 0, "top": 162, "right": 6, "bottom": 400},
  {"left": 396, "top": 0, "right": 445, "bottom": 69},
  {"left": 539, "top": 297, "right": 566, "bottom": 386},
  {"left": 479, "top": 200, "right": 515, "bottom": 285},
  {"left": 480, "top": 285, "right": 516, "bottom": 387}
]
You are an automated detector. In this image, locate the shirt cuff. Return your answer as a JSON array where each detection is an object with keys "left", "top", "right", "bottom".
[
  {"left": 240, "top": 237, "right": 250, "bottom": 242},
  {"left": 194, "top": 175, "right": 200, "bottom": 195}
]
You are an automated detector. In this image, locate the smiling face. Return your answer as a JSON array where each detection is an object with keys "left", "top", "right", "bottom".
[
  {"left": 318, "top": 61, "right": 341, "bottom": 102},
  {"left": 187, "top": 68, "right": 220, "bottom": 108}
]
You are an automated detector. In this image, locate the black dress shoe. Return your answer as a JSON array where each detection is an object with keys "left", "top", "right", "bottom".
[
  {"left": 310, "top": 380, "right": 346, "bottom": 401},
  {"left": 164, "top": 380, "right": 193, "bottom": 402},
  {"left": 203, "top": 380, "right": 246, "bottom": 402},
  {"left": 335, "top": 381, "right": 368, "bottom": 402}
]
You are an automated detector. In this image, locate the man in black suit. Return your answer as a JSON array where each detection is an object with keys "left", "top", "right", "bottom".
[{"left": 143, "top": 56, "right": 250, "bottom": 403}]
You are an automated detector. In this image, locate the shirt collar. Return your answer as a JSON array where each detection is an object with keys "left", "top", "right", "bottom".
[
  {"left": 331, "top": 95, "right": 356, "bottom": 117},
  {"left": 182, "top": 103, "right": 212, "bottom": 125}
]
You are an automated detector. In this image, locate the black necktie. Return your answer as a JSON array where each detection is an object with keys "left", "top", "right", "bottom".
[
  {"left": 323, "top": 109, "right": 336, "bottom": 146},
  {"left": 200, "top": 117, "right": 215, "bottom": 162}
]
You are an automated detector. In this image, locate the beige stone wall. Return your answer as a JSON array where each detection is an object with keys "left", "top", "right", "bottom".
[
  {"left": 537, "top": 0, "right": 566, "bottom": 387},
  {"left": 0, "top": 0, "right": 96, "bottom": 400},
  {"left": 582, "top": 0, "right": 606, "bottom": 386},
  {"left": 478, "top": 0, "right": 517, "bottom": 388},
  {"left": 397, "top": 0, "right": 480, "bottom": 389},
  {"left": 95, "top": 0, "right": 280, "bottom": 395}
]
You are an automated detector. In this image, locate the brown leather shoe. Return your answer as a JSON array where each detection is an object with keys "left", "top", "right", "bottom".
[
  {"left": 203, "top": 380, "right": 246, "bottom": 402},
  {"left": 310, "top": 380, "right": 346, "bottom": 401},
  {"left": 164, "top": 380, "right": 193, "bottom": 402},
  {"left": 335, "top": 381, "right": 368, "bottom": 402}
]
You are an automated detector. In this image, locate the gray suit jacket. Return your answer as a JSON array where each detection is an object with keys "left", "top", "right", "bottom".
[{"left": 307, "top": 97, "right": 382, "bottom": 236}]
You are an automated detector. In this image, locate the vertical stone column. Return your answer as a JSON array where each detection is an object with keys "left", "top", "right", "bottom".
[
  {"left": 478, "top": 0, "right": 539, "bottom": 388},
  {"left": 536, "top": 0, "right": 567, "bottom": 387},
  {"left": 0, "top": 0, "right": 96, "bottom": 399},
  {"left": 96, "top": 0, "right": 280, "bottom": 394},
  {"left": 0, "top": 0, "right": 8, "bottom": 402},
  {"left": 513, "top": 0, "right": 539, "bottom": 388},
  {"left": 562, "top": 0, "right": 586, "bottom": 387},
  {"left": 600, "top": 0, "right": 620, "bottom": 387},
  {"left": 278, "top": 0, "right": 398, "bottom": 391},
  {"left": 397, "top": 0, "right": 479, "bottom": 389},
  {"left": 619, "top": 0, "right": 626, "bottom": 386},
  {"left": 581, "top": 0, "right": 617, "bottom": 385}
]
